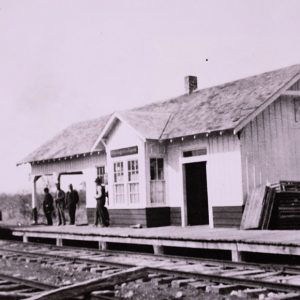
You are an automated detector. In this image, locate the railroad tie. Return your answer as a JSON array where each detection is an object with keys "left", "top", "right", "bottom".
[
  {"left": 152, "top": 275, "right": 178, "bottom": 285},
  {"left": 206, "top": 284, "right": 246, "bottom": 295},
  {"left": 0, "top": 283, "right": 27, "bottom": 291},
  {"left": 237, "top": 287, "right": 268, "bottom": 297},
  {"left": 265, "top": 292, "right": 300, "bottom": 299},
  {"left": 90, "top": 290, "right": 115, "bottom": 298},
  {"left": 90, "top": 266, "right": 112, "bottom": 274},
  {"left": 187, "top": 281, "right": 208, "bottom": 290},
  {"left": 221, "top": 268, "right": 265, "bottom": 277},
  {"left": 171, "top": 278, "right": 196, "bottom": 288},
  {"left": 249, "top": 271, "right": 283, "bottom": 279}
]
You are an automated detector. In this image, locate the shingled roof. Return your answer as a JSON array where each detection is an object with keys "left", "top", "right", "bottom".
[
  {"left": 19, "top": 64, "right": 300, "bottom": 164},
  {"left": 115, "top": 111, "right": 171, "bottom": 140},
  {"left": 133, "top": 64, "right": 300, "bottom": 138},
  {"left": 18, "top": 114, "right": 111, "bottom": 165}
]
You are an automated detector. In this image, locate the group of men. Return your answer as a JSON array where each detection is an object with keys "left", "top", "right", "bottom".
[
  {"left": 42, "top": 177, "right": 109, "bottom": 227},
  {"left": 43, "top": 183, "right": 79, "bottom": 226}
]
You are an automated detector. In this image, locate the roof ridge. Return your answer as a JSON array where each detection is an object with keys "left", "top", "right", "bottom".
[
  {"left": 158, "top": 113, "right": 174, "bottom": 140},
  {"left": 132, "top": 63, "right": 300, "bottom": 111}
]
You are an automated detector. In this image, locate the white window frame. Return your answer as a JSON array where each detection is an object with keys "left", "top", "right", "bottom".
[
  {"left": 150, "top": 157, "right": 165, "bottom": 205},
  {"left": 111, "top": 155, "right": 140, "bottom": 207},
  {"left": 96, "top": 166, "right": 106, "bottom": 183},
  {"left": 113, "top": 161, "right": 125, "bottom": 204},
  {"left": 127, "top": 160, "right": 139, "bottom": 204},
  {"left": 179, "top": 153, "right": 211, "bottom": 228}
]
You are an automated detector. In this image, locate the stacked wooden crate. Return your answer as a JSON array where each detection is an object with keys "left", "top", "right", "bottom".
[
  {"left": 269, "top": 181, "right": 300, "bottom": 229},
  {"left": 241, "top": 181, "right": 300, "bottom": 230}
]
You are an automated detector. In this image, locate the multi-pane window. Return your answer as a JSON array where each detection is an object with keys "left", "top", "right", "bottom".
[
  {"left": 150, "top": 158, "right": 165, "bottom": 204},
  {"left": 114, "top": 162, "right": 124, "bottom": 183},
  {"left": 128, "top": 160, "right": 139, "bottom": 203},
  {"left": 96, "top": 166, "right": 105, "bottom": 183},
  {"left": 128, "top": 160, "right": 139, "bottom": 181},
  {"left": 113, "top": 162, "right": 125, "bottom": 204},
  {"left": 114, "top": 184, "right": 125, "bottom": 204},
  {"left": 150, "top": 158, "right": 164, "bottom": 180}
]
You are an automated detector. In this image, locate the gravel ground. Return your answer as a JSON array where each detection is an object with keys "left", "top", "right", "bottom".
[
  {"left": 0, "top": 257, "right": 96, "bottom": 286},
  {"left": 0, "top": 257, "right": 252, "bottom": 299}
]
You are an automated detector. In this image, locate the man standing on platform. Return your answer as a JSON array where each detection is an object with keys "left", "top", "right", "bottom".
[
  {"left": 55, "top": 183, "right": 66, "bottom": 226},
  {"left": 66, "top": 184, "right": 79, "bottom": 225},
  {"left": 43, "top": 187, "right": 54, "bottom": 225},
  {"left": 94, "top": 177, "right": 109, "bottom": 227}
]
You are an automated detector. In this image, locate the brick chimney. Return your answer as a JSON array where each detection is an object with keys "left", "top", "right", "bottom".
[{"left": 185, "top": 75, "right": 198, "bottom": 94}]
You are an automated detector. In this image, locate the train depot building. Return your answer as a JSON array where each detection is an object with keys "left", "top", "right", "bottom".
[{"left": 18, "top": 64, "right": 300, "bottom": 229}]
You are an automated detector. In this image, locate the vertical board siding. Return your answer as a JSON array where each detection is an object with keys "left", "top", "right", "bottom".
[
  {"left": 212, "top": 206, "right": 243, "bottom": 228},
  {"left": 241, "top": 96, "right": 300, "bottom": 201},
  {"left": 207, "top": 132, "right": 244, "bottom": 208},
  {"left": 170, "top": 207, "right": 182, "bottom": 225},
  {"left": 166, "top": 132, "right": 244, "bottom": 227}
]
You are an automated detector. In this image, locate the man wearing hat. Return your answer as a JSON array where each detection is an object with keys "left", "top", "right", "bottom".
[
  {"left": 94, "top": 177, "right": 108, "bottom": 226},
  {"left": 66, "top": 184, "right": 79, "bottom": 225},
  {"left": 43, "top": 187, "right": 54, "bottom": 225},
  {"left": 55, "top": 183, "right": 66, "bottom": 226}
]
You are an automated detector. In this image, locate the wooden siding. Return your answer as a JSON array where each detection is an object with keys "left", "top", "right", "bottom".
[
  {"left": 109, "top": 209, "right": 147, "bottom": 227},
  {"left": 213, "top": 206, "right": 243, "bottom": 228},
  {"left": 207, "top": 132, "right": 244, "bottom": 208},
  {"left": 146, "top": 207, "right": 170, "bottom": 227},
  {"left": 240, "top": 95, "right": 300, "bottom": 201},
  {"left": 166, "top": 133, "right": 244, "bottom": 227},
  {"left": 87, "top": 207, "right": 172, "bottom": 227},
  {"left": 31, "top": 154, "right": 105, "bottom": 176},
  {"left": 170, "top": 207, "right": 181, "bottom": 225}
]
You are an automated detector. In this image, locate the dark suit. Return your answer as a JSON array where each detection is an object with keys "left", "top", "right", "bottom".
[
  {"left": 55, "top": 189, "right": 66, "bottom": 225},
  {"left": 66, "top": 190, "right": 79, "bottom": 225},
  {"left": 43, "top": 193, "right": 54, "bottom": 225},
  {"left": 94, "top": 185, "right": 108, "bottom": 226}
]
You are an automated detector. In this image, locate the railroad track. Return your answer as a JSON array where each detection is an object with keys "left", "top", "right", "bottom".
[
  {"left": 0, "top": 273, "right": 55, "bottom": 299},
  {"left": 1, "top": 241, "right": 300, "bottom": 299}
]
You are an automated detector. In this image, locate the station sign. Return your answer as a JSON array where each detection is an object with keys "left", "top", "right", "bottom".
[{"left": 111, "top": 146, "right": 138, "bottom": 158}]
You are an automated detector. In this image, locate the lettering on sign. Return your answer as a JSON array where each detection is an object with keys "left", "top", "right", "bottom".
[{"left": 111, "top": 146, "right": 138, "bottom": 158}]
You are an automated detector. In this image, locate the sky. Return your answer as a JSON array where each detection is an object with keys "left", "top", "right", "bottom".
[{"left": 1, "top": 0, "right": 300, "bottom": 194}]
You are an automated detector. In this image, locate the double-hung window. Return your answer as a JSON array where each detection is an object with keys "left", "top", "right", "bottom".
[
  {"left": 150, "top": 158, "right": 165, "bottom": 204},
  {"left": 128, "top": 160, "right": 139, "bottom": 203},
  {"left": 113, "top": 159, "right": 140, "bottom": 205},
  {"left": 113, "top": 162, "right": 125, "bottom": 204}
]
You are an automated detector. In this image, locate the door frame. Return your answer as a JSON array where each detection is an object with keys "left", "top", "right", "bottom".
[{"left": 179, "top": 155, "right": 211, "bottom": 227}]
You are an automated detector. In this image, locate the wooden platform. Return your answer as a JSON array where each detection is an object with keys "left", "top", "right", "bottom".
[{"left": 11, "top": 225, "right": 300, "bottom": 262}]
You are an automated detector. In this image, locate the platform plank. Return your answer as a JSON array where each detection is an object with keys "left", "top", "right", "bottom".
[{"left": 10, "top": 224, "right": 300, "bottom": 260}]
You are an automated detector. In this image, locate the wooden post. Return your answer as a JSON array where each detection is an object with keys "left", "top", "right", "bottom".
[
  {"left": 53, "top": 172, "right": 61, "bottom": 186},
  {"left": 56, "top": 238, "right": 63, "bottom": 247},
  {"left": 99, "top": 242, "right": 108, "bottom": 250},
  {"left": 153, "top": 245, "right": 164, "bottom": 255},
  {"left": 31, "top": 176, "right": 40, "bottom": 224},
  {"left": 231, "top": 250, "right": 242, "bottom": 262},
  {"left": 23, "top": 234, "right": 28, "bottom": 243}
]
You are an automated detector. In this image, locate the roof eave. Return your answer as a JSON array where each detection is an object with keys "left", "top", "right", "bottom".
[{"left": 233, "top": 72, "right": 300, "bottom": 134}]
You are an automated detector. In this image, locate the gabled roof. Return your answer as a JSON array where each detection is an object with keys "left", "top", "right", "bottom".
[
  {"left": 118, "top": 111, "right": 172, "bottom": 140},
  {"left": 18, "top": 114, "right": 111, "bottom": 165},
  {"left": 91, "top": 111, "right": 171, "bottom": 151},
  {"left": 133, "top": 64, "right": 300, "bottom": 138},
  {"left": 19, "top": 64, "right": 300, "bottom": 164}
]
